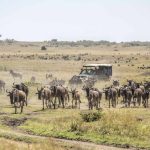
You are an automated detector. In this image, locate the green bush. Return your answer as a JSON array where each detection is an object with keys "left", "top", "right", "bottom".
[{"left": 80, "top": 111, "right": 103, "bottom": 122}]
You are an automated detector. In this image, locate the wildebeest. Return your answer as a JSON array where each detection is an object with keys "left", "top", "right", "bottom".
[
  {"left": 142, "top": 91, "right": 149, "bottom": 108},
  {"left": 104, "top": 86, "right": 117, "bottom": 108},
  {"left": 120, "top": 86, "right": 132, "bottom": 107},
  {"left": 133, "top": 88, "right": 143, "bottom": 106},
  {"left": 12, "top": 83, "right": 29, "bottom": 106},
  {"left": 30, "top": 76, "right": 36, "bottom": 83},
  {"left": 113, "top": 80, "right": 120, "bottom": 86},
  {"left": 9, "top": 70, "right": 22, "bottom": 80},
  {"left": 70, "top": 89, "right": 81, "bottom": 109},
  {"left": 6, "top": 89, "right": 26, "bottom": 114},
  {"left": 83, "top": 86, "right": 100, "bottom": 110},
  {"left": 36, "top": 87, "right": 53, "bottom": 110},
  {"left": 51, "top": 85, "right": 69, "bottom": 109},
  {"left": 49, "top": 78, "right": 65, "bottom": 86},
  {"left": 46, "top": 73, "right": 53, "bottom": 80},
  {"left": 69, "top": 75, "right": 82, "bottom": 85},
  {"left": 0, "top": 80, "right": 5, "bottom": 92}
]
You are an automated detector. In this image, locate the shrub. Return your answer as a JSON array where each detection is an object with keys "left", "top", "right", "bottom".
[
  {"left": 69, "top": 121, "right": 79, "bottom": 132},
  {"left": 80, "top": 110, "right": 103, "bottom": 122},
  {"left": 41, "top": 46, "right": 47, "bottom": 50}
]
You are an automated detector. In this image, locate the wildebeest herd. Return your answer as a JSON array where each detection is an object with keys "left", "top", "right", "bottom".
[{"left": 1, "top": 78, "right": 149, "bottom": 114}]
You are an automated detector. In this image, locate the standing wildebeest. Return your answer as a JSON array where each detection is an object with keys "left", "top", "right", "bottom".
[
  {"left": 141, "top": 82, "right": 150, "bottom": 108},
  {"left": 104, "top": 87, "right": 117, "bottom": 108},
  {"left": 113, "top": 80, "right": 120, "bottom": 87},
  {"left": 91, "top": 87, "right": 102, "bottom": 108},
  {"left": 36, "top": 87, "right": 53, "bottom": 110},
  {"left": 120, "top": 85, "right": 132, "bottom": 107},
  {"left": 46, "top": 73, "right": 53, "bottom": 80},
  {"left": 0, "top": 80, "right": 5, "bottom": 92},
  {"left": 133, "top": 88, "right": 143, "bottom": 106},
  {"left": 6, "top": 89, "right": 26, "bottom": 114},
  {"left": 83, "top": 86, "right": 99, "bottom": 110},
  {"left": 70, "top": 89, "right": 81, "bottom": 109},
  {"left": 13, "top": 83, "right": 29, "bottom": 106},
  {"left": 30, "top": 76, "right": 36, "bottom": 83},
  {"left": 51, "top": 85, "right": 69, "bottom": 109},
  {"left": 10, "top": 70, "right": 22, "bottom": 81}
]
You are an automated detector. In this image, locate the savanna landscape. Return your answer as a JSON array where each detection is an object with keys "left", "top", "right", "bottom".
[{"left": 0, "top": 40, "right": 149, "bottom": 150}]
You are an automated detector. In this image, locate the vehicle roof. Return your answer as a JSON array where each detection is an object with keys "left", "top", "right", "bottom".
[{"left": 83, "top": 64, "right": 112, "bottom": 67}]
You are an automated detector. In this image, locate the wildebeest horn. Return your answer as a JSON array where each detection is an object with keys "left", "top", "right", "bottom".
[
  {"left": 37, "top": 87, "right": 39, "bottom": 91},
  {"left": 6, "top": 89, "right": 10, "bottom": 93}
]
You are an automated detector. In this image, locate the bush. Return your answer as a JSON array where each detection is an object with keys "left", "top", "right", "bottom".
[
  {"left": 69, "top": 121, "right": 79, "bottom": 132},
  {"left": 80, "top": 110, "right": 103, "bottom": 122},
  {"left": 41, "top": 46, "right": 47, "bottom": 50}
]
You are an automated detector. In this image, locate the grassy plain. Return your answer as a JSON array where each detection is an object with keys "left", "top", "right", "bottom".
[{"left": 0, "top": 41, "right": 149, "bottom": 149}]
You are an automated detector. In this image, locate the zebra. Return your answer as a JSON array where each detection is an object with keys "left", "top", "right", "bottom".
[{"left": 9, "top": 70, "right": 22, "bottom": 81}]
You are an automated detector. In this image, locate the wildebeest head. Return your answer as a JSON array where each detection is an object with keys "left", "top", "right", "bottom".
[
  {"left": 50, "top": 86, "right": 57, "bottom": 95},
  {"left": 82, "top": 85, "right": 90, "bottom": 97},
  {"left": 36, "top": 88, "right": 43, "bottom": 100},
  {"left": 71, "top": 88, "right": 76, "bottom": 99},
  {"left": 6, "top": 89, "right": 15, "bottom": 104},
  {"left": 13, "top": 83, "right": 22, "bottom": 90}
]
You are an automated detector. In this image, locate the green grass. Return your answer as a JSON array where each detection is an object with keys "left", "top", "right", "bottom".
[{"left": 18, "top": 109, "right": 150, "bottom": 149}]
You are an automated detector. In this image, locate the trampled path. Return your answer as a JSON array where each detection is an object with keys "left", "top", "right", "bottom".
[{"left": 0, "top": 128, "right": 135, "bottom": 150}]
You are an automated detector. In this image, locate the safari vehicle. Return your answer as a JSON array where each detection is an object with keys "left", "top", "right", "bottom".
[{"left": 78, "top": 64, "right": 112, "bottom": 80}]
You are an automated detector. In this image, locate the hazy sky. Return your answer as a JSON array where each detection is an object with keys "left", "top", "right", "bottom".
[{"left": 0, "top": 0, "right": 150, "bottom": 42}]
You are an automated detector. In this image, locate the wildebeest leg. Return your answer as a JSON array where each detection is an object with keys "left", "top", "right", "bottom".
[
  {"left": 45, "top": 99, "right": 48, "bottom": 108},
  {"left": 88, "top": 99, "right": 91, "bottom": 110},
  {"left": 58, "top": 97, "right": 61, "bottom": 108},
  {"left": 133, "top": 97, "right": 136, "bottom": 107},
  {"left": 48, "top": 99, "right": 51, "bottom": 108},
  {"left": 42, "top": 98, "right": 44, "bottom": 110},
  {"left": 75, "top": 99, "right": 77, "bottom": 108},
  {"left": 61, "top": 96, "right": 65, "bottom": 108},
  {"left": 53, "top": 97, "right": 57, "bottom": 109},
  {"left": 114, "top": 97, "right": 117, "bottom": 108},
  {"left": 137, "top": 97, "right": 141, "bottom": 106},
  {"left": 96, "top": 98, "right": 98, "bottom": 110},
  {"left": 72, "top": 99, "right": 74, "bottom": 108},
  {"left": 14, "top": 102, "right": 17, "bottom": 114},
  {"left": 20, "top": 101, "right": 24, "bottom": 113},
  {"left": 78, "top": 99, "right": 80, "bottom": 109},
  {"left": 15, "top": 106, "right": 17, "bottom": 114},
  {"left": 109, "top": 98, "right": 111, "bottom": 108}
]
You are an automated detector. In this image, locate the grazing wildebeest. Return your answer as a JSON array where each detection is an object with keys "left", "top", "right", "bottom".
[
  {"left": 83, "top": 86, "right": 99, "bottom": 110},
  {"left": 0, "top": 80, "right": 5, "bottom": 92},
  {"left": 30, "top": 76, "right": 36, "bottom": 83},
  {"left": 12, "top": 83, "right": 29, "bottom": 106},
  {"left": 36, "top": 87, "right": 53, "bottom": 110},
  {"left": 70, "top": 89, "right": 81, "bottom": 109},
  {"left": 51, "top": 85, "right": 69, "bottom": 109},
  {"left": 9, "top": 70, "right": 22, "bottom": 81},
  {"left": 6, "top": 89, "right": 26, "bottom": 114}
]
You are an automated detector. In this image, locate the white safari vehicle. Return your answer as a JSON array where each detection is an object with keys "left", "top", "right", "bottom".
[{"left": 78, "top": 64, "right": 112, "bottom": 80}]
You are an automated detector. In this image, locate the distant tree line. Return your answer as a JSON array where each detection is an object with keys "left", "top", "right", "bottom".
[{"left": 43, "top": 39, "right": 150, "bottom": 47}]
